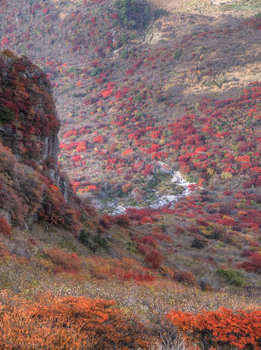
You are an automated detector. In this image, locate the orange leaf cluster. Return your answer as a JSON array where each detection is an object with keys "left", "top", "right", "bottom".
[
  {"left": 45, "top": 248, "right": 82, "bottom": 273},
  {"left": 167, "top": 307, "right": 261, "bottom": 349},
  {"left": 0, "top": 291, "right": 151, "bottom": 349}
]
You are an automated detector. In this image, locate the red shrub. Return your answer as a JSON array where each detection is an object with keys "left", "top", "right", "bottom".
[
  {"left": 153, "top": 232, "right": 171, "bottom": 242},
  {"left": 180, "top": 164, "right": 191, "bottom": 173},
  {"left": 121, "top": 270, "right": 155, "bottom": 282},
  {"left": 174, "top": 270, "right": 197, "bottom": 285},
  {"left": 101, "top": 89, "right": 113, "bottom": 98},
  {"left": 27, "top": 237, "right": 36, "bottom": 246},
  {"left": 175, "top": 226, "right": 185, "bottom": 234},
  {"left": 0, "top": 217, "right": 12, "bottom": 236},
  {"left": 115, "top": 87, "right": 129, "bottom": 99},
  {"left": 237, "top": 253, "right": 261, "bottom": 274},
  {"left": 99, "top": 214, "right": 111, "bottom": 229},
  {"left": 110, "top": 214, "right": 130, "bottom": 227},
  {"left": 140, "top": 216, "right": 155, "bottom": 224},
  {"left": 45, "top": 248, "right": 82, "bottom": 273},
  {"left": 72, "top": 155, "right": 82, "bottom": 162},
  {"left": 139, "top": 235, "right": 157, "bottom": 247},
  {"left": 144, "top": 248, "right": 162, "bottom": 269},
  {"left": 93, "top": 135, "right": 104, "bottom": 143}
]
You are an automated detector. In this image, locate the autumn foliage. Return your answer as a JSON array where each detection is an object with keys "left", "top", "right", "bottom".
[
  {"left": 0, "top": 217, "right": 12, "bottom": 236},
  {"left": 237, "top": 253, "right": 261, "bottom": 275},
  {"left": 0, "top": 291, "right": 151, "bottom": 349},
  {"left": 45, "top": 248, "right": 82, "bottom": 273},
  {"left": 167, "top": 307, "right": 261, "bottom": 349},
  {"left": 1, "top": 291, "right": 260, "bottom": 350}
]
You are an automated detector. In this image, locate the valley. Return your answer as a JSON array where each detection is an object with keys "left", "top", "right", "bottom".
[{"left": 0, "top": 0, "right": 260, "bottom": 349}]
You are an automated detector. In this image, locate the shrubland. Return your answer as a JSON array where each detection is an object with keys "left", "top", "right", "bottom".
[{"left": 0, "top": 0, "right": 260, "bottom": 348}]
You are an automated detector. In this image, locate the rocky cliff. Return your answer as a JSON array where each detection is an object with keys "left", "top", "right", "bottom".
[
  {"left": 0, "top": 50, "right": 86, "bottom": 233},
  {"left": 0, "top": 51, "right": 59, "bottom": 171}
]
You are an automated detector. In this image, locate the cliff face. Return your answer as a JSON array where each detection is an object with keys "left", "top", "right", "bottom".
[
  {"left": 0, "top": 50, "right": 59, "bottom": 171},
  {"left": 0, "top": 50, "right": 80, "bottom": 232}
]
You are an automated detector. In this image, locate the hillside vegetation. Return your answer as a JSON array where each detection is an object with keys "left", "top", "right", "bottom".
[{"left": 0, "top": 0, "right": 260, "bottom": 349}]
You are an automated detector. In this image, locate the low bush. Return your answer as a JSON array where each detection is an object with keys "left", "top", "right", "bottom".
[
  {"left": 216, "top": 268, "right": 245, "bottom": 287},
  {"left": 0, "top": 292, "right": 151, "bottom": 349},
  {"left": 145, "top": 249, "right": 162, "bottom": 269},
  {"left": 167, "top": 307, "right": 261, "bottom": 349},
  {"left": 174, "top": 270, "right": 197, "bottom": 286},
  {"left": 0, "top": 216, "right": 12, "bottom": 236},
  {"left": 78, "top": 229, "right": 109, "bottom": 252},
  {"left": 0, "top": 106, "right": 15, "bottom": 124},
  {"left": 45, "top": 248, "right": 82, "bottom": 273},
  {"left": 237, "top": 253, "right": 261, "bottom": 275}
]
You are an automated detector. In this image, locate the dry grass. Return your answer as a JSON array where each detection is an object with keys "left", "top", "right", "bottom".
[
  {"left": 1, "top": 218, "right": 260, "bottom": 311},
  {"left": 0, "top": 223, "right": 260, "bottom": 350},
  {"left": 1, "top": 252, "right": 260, "bottom": 321},
  {"left": 149, "top": 0, "right": 261, "bottom": 17}
]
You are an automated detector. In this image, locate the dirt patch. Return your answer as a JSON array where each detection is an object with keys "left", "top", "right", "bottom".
[
  {"left": 143, "top": 1, "right": 261, "bottom": 106},
  {"left": 149, "top": 0, "right": 261, "bottom": 17}
]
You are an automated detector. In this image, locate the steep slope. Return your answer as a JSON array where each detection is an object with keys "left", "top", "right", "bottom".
[{"left": 0, "top": 50, "right": 97, "bottom": 235}]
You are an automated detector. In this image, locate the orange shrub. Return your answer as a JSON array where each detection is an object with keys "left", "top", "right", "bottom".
[
  {"left": 45, "top": 248, "right": 82, "bottom": 273},
  {"left": 0, "top": 292, "right": 151, "bottom": 349},
  {"left": 140, "top": 216, "right": 155, "bottom": 224},
  {"left": 85, "top": 256, "right": 156, "bottom": 282},
  {"left": 167, "top": 307, "right": 261, "bottom": 349}
]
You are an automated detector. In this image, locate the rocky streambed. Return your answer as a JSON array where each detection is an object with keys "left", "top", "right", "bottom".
[{"left": 91, "top": 163, "right": 194, "bottom": 214}]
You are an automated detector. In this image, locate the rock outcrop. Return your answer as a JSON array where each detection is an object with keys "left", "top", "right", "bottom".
[
  {"left": 0, "top": 50, "right": 82, "bottom": 233},
  {"left": 0, "top": 51, "right": 59, "bottom": 172}
]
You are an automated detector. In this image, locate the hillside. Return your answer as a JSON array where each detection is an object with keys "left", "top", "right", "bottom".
[
  {"left": 0, "top": 0, "right": 261, "bottom": 349},
  {"left": 1, "top": 0, "right": 261, "bottom": 208}
]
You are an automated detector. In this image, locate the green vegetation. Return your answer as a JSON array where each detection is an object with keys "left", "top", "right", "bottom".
[
  {"left": 224, "top": 1, "right": 261, "bottom": 12},
  {"left": 126, "top": 241, "right": 138, "bottom": 253},
  {"left": 174, "top": 49, "right": 182, "bottom": 60},
  {"left": 120, "top": 32, "right": 129, "bottom": 44},
  {"left": 58, "top": 239, "right": 77, "bottom": 252},
  {"left": 154, "top": 8, "right": 169, "bottom": 20},
  {"left": 146, "top": 173, "right": 172, "bottom": 189},
  {"left": 91, "top": 67, "right": 102, "bottom": 77},
  {"left": 216, "top": 268, "right": 245, "bottom": 287},
  {"left": 115, "top": 0, "right": 151, "bottom": 30},
  {"left": 0, "top": 106, "right": 15, "bottom": 124},
  {"left": 133, "top": 94, "right": 141, "bottom": 103},
  {"left": 79, "top": 229, "right": 109, "bottom": 252},
  {"left": 203, "top": 74, "right": 228, "bottom": 89}
]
